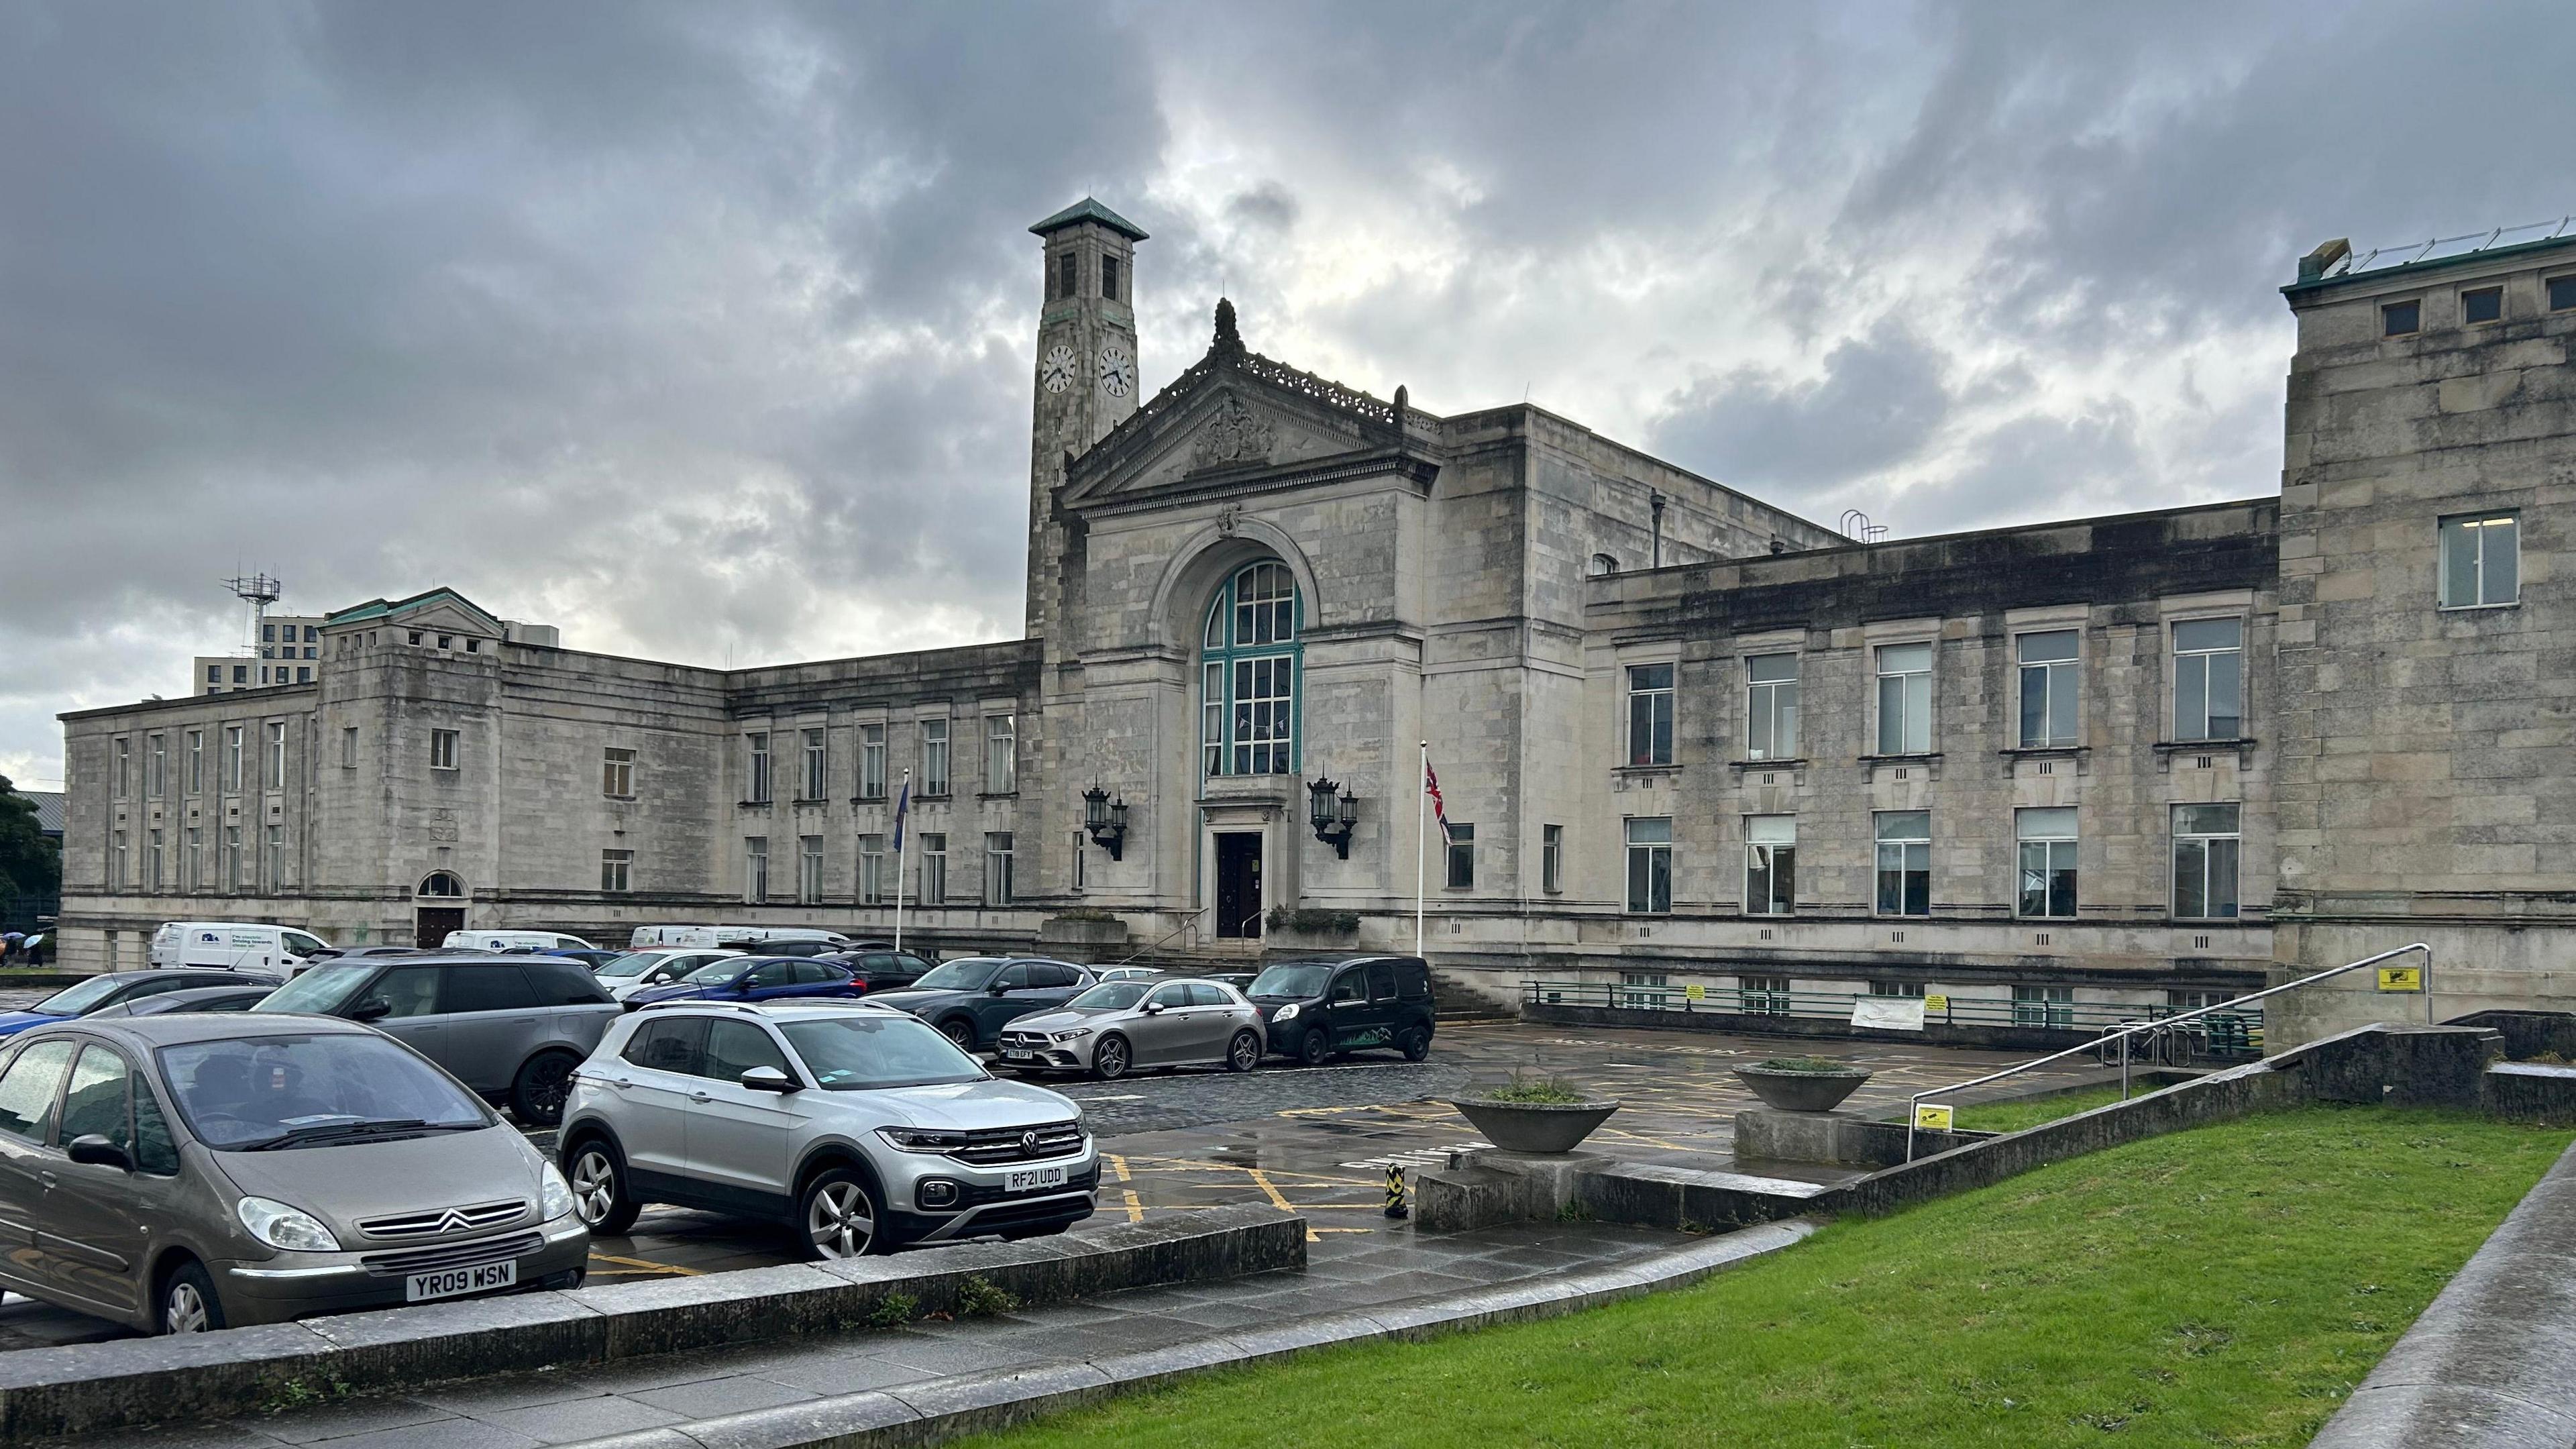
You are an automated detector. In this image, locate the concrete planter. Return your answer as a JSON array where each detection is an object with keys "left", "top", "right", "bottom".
[
  {"left": 1733, "top": 1063, "right": 1872, "bottom": 1112},
  {"left": 1037, "top": 916, "right": 1129, "bottom": 949},
  {"left": 1451, "top": 1096, "right": 1621, "bottom": 1154}
]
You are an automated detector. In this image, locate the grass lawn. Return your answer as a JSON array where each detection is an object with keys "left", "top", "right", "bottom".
[
  {"left": 964, "top": 1108, "right": 2569, "bottom": 1449},
  {"left": 1951, "top": 1081, "right": 2146, "bottom": 1133}
]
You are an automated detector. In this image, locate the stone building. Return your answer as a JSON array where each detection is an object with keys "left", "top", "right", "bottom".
[{"left": 54, "top": 203, "right": 2576, "bottom": 1043}]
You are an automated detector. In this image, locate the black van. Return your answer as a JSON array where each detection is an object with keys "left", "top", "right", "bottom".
[{"left": 1247, "top": 955, "right": 1437, "bottom": 1066}]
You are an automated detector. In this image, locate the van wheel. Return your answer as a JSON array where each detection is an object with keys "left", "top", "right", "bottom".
[
  {"left": 1225, "top": 1030, "right": 1261, "bottom": 1073},
  {"left": 798, "top": 1169, "right": 882, "bottom": 1260},
  {"left": 158, "top": 1258, "right": 225, "bottom": 1335},
  {"left": 511, "top": 1051, "right": 580, "bottom": 1126},
  {"left": 566, "top": 1138, "right": 641, "bottom": 1235},
  {"left": 1298, "top": 1029, "right": 1330, "bottom": 1067},
  {"left": 1400, "top": 1027, "right": 1433, "bottom": 1061},
  {"left": 1091, "top": 1034, "right": 1132, "bottom": 1081}
]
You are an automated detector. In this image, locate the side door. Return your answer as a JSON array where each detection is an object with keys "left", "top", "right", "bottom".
[
  {"left": 1324, "top": 967, "right": 1372, "bottom": 1050},
  {"left": 973, "top": 962, "right": 1036, "bottom": 1038},
  {"left": 520, "top": 958, "right": 623, "bottom": 1055},
  {"left": 601, "top": 1017, "right": 706, "bottom": 1189},
  {"left": 37, "top": 1043, "right": 154, "bottom": 1321},
  {"left": 790, "top": 959, "right": 858, "bottom": 1000},
  {"left": 734, "top": 959, "right": 800, "bottom": 1004},
  {"left": 680, "top": 1020, "right": 802, "bottom": 1218},
  {"left": 437, "top": 966, "right": 545, "bottom": 1095},
  {"left": 1027, "top": 962, "right": 1089, "bottom": 1012},
  {"left": 1131, "top": 982, "right": 1195, "bottom": 1065},
  {"left": 0, "top": 1040, "right": 74, "bottom": 1295},
  {"left": 353, "top": 965, "right": 450, "bottom": 1068},
  {"left": 1355, "top": 961, "right": 1403, "bottom": 1052},
  {"left": 1185, "top": 983, "right": 1246, "bottom": 1061}
]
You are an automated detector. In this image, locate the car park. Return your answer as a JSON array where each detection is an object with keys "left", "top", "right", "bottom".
[
  {"left": 0, "top": 1014, "right": 585, "bottom": 1334},
  {"left": 863, "top": 957, "right": 1095, "bottom": 1051},
  {"left": 814, "top": 948, "right": 937, "bottom": 992},
  {"left": 621, "top": 956, "right": 867, "bottom": 1010},
  {"left": 557, "top": 1002, "right": 1095, "bottom": 1258},
  {"left": 998, "top": 977, "right": 1265, "bottom": 1079},
  {"left": 1246, "top": 955, "right": 1438, "bottom": 1066},
  {"left": 252, "top": 955, "right": 620, "bottom": 1124},
  {"left": 0, "top": 970, "right": 282, "bottom": 1039},
  {"left": 148, "top": 922, "right": 334, "bottom": 977},
  {"left": 444, "top": 930, "right": 597, "bottom": 953},
  {"left": 87, "top": 985, "right": 278, "bottom": 1019},
  {"left": 594, "top": 948, "right": 745, "bottom": 1000}
]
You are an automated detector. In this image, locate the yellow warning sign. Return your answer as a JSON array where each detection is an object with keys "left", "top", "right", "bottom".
[
  {"left": 1914, "top": 1102, "right": 1955, "bottom": 1131},
  {"left": 2378, "top": 966, "right": 2423, "bottom": 993},
  {"left": 1923, "top": 994, "right": 1948, "bottom": 1012},
  {"left": 1684, "top": 983, "right": 1706, "bottom": 1002}
]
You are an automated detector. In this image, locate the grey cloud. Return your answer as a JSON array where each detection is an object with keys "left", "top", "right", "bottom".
[
  {"left": 1226, "top": 184, "right": 1300, "bottom": 234},
  {"left": 1650, "top": 323, "right": 1954, "bottom": 498},
  {"left": 1892, "top": 405, "right": 2148, "bottom": 537}
]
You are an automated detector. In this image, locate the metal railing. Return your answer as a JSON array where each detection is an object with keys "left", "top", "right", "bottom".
[
  {"left": 1901, "top": 942, "right": 2432, "bottom": 1162},
  {"left": 1521, "top": 978, "right": 2261, "bottom": 1046},
  {"left": 1108, "top": 917, "right": 1201, "bottom": 971}
]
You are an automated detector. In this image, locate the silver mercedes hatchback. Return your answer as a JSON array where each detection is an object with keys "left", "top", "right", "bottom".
[{"left": 997, "top": 977, "right": 1266, "bottom": 1079}]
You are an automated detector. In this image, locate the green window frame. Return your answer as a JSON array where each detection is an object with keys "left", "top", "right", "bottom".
[{"left": 1201, "top": 561, "right": 1303, "bottom": 777}]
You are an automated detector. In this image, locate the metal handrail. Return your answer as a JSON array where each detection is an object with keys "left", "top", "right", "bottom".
[
  {"left": 1107, "top": 917, "right": 1199, "bottom": 971},
  {"left": 1902, "top": 942, "right": 2433, "bottom": 1162},
  {"left": 1521, "top": 979, "right": 2247, "bottom": 1037}
]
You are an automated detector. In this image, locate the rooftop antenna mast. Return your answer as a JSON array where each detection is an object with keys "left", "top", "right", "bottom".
[
  {"left": 223, "top": 572, "right": 284, "bottom": 655},
  {"left": 1839, "top": 508, "right": 1888, "bottom": 545}
]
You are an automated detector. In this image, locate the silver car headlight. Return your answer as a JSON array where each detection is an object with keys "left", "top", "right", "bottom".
[
  {"left": 1272, "top": 1002, "right": 1301, "bottom": 1022},
  {"left": 1052, "top": 1026, "right": 1094, "bottom": 1042},
  {"left": 539, "top": 1161, "right": 577, "bottom": 1221},
  {"left": 876, "top": 1126, "right": 973, "bottom": 1153},
  {"left": 237, "top": 1195, "right": 341, "bottom": 1252}
]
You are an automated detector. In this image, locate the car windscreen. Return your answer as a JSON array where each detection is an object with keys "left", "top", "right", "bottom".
[
  {"left": 596, "top": 951, "right": 672, "bottom": 979},
  {"left": 1068, "top": 982, "right": 1152, "bottom": 1011},
  {"left": 31, "top": 975, "right": 130, "bottom": 1015},
  {"left": 250, "top": 963, "right": 380, "bottom": 1016},
  {"left": 907, "top": 958, "right": 1003, "bottom": 993},
  {"left": 158, "top": 1033, "right": 491, "bottom": 1149},
  {"left": 1248, "top": 963, "right": 1334, "bottom": 999},
  {"left": 680, "top": 958, "right": 749, "bottom": 985},
  {"left": 779, "top": 1016, "right": 987, "bottom": 1089}
]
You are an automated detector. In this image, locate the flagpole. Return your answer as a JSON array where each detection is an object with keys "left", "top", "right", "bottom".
[
  {"left": 1415, "top": 741, "right": 1428, "bottom": 957},
  {"left": 894, "top": 767, "right": 910, "bottom": 953}
]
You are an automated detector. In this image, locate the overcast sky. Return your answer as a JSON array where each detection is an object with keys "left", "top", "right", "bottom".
[{"left": 4, "top": 0, "right": 2569, "bottom": 788}]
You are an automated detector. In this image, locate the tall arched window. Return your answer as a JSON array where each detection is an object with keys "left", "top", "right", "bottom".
[{"left": 1201, "top": 561, "right": 1302, "bottom": 776}]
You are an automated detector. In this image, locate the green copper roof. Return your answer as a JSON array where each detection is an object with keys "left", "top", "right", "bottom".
[{"left": 1029, "top": 197, "right": 1148, "bottom": 242}]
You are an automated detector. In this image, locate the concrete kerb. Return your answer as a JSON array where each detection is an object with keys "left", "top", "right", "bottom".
[
  {"left": 0, "top": 1204, "right": 1305, "bottom": 1442},
  {"left": 552, "top": 1218, "right": 1823, "bottom": 1449}
]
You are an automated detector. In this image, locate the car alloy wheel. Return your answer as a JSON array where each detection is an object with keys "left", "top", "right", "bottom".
[
  {"left": 1226, "top": 1030, "right": 1260, "bottom": 1073},
  {"left": 1093, "top": 1035, "right": 1130, "bottom": 1081},
  {"left": 164, "top": 1281, "right": 211, "bottom": 1334},
  {"left": 513, "top": 1052, "right": 578, "bottom": 1125},
  {"left": 571, "top": 1148, "right": 619, "bottom": 1225},
  {"left": 939, "top": 1018, "right": 974, "bottom": 1050},
  {"left": 804, "top": 1177, "right": 876, "bottom": 1259}
]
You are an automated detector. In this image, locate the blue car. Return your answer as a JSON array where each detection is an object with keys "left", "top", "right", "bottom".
[
  {"left": 621, "top": 954, "right": 863, "bottom": 1010},
  {"left": 0, "top": 969, "right": 281, "bottom": 1038}
]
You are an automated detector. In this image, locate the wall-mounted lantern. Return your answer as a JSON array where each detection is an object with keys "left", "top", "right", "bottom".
[
  {"left": 1307, "top": 775, "right": 1358, "bottom": 859},
  {"left": 1082, "top": 786, "right": 1128, "bottom": 861}
]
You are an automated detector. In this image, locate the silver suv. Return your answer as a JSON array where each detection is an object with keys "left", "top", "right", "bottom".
[{"left": 557, "top": 1002, "right": 1096, "bottom": 1258}]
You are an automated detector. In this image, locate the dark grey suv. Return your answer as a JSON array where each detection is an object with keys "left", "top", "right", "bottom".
[{"left": 254, "top": 955, "right": 621, "bottom": 1123}]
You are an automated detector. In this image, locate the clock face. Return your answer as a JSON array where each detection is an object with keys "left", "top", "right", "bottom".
[
  {"left": 1040, "top": 343, "right": 1077, "bottom": 394},
  {"left": 1097, "top": 345, "right": 1134, "bottom": 398}
]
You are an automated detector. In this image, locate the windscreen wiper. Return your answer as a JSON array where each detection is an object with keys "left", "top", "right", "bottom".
[{"left": 238, "top": 1117, "right": 431, "bottom": 1150}]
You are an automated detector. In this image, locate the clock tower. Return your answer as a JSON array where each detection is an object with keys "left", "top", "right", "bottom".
[{"left": 1026, "top": 197, "right": 1146, "bottom": 640}]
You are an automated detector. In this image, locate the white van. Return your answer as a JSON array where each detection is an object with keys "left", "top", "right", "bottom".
[
  {"left": 443, "top": 929, "right": 598, "bottom": 953},
  {"left": 625, "top": 925, "right": 851, "bottom": 950},
  {"left": 147, "top": 922, "right": 334, "bottom": 977}
]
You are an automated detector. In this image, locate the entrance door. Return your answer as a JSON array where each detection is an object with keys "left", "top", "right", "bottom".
[
  {"left": 1214, "top": 834, "right": 1263, "bottom": 938},
  {"left": 415, "top": 906, "right": 465, "bottom": 949}
]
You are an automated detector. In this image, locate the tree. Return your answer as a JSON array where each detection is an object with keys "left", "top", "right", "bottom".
[{"left": 0, "top": 776, "right": 60, "bottom": 920}]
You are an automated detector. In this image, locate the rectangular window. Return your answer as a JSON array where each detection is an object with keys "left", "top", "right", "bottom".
[
  {"left": 429, "top": 728, "right": 459, "bottom": 772},
  {"left": 184, "top": 826, "right": 201, "bottom": 892},
  {"left": 2016, "top": 806, "right": 2079, "bottom": 919},
  {"left": 2440, "top": 513, "right": 2519, "bottom": 608},
  {"left": 1542, "top": 823, "right": 1563, "bottom": 894},
  {"left": 602, "top": 747, "right": 634, "bottom": 798},
  {"left": 921, "top": 833, "right": 949, "bottom": 903},
  {"left": 232, "top": 664, "right": 248, "bottom": 684},
  {"left": 1625, "top": 663, "right": 1674, "bottom": 766},
  {"left": 985, "top": 832, "right": 1014, "bottom": 905},
  {"left": 2012, "top": 984, "right": 2074, "bottom": 1030},
  {"left": 186, "top": 731, "right": 203, "bottom": 794},
  {"left": 1230, "top": 657, "right": 1293, "bottom": 775},
  {"left": 1871, "top": 979, "right": 1926, "bottom": 998},
  {"left": 223, "top": 825, "right": 241, "bottom": 892},
  {"left": 601, "top": 849, "right": 631, "bottom": 893},
  {"left": 1055, "top": 251, "right": 1076, "bottom": 301},
  {"left": 1741, "top": 974, "right": 1792, "bottom": 1016},
  {"left": 2172, "top": 618, "right": 2243, "bottom": 741},
  {"left": 746, "top": 731, "right": 771, "bottom": 803},
  {"left": 148, "top": 828, "right": 164, "bottom": 892},
  {"left": 2383, "top": 299, "right": 2420, "bottom": 335},
  {"left": 2172, "top": 803, "right": 2242, "bottom": 920},
  {"left": 207, "top": 665, "right": 220, "bottom": 684},
  {"left": 799, "top": 835, "right": 824, "bottom": 905},
  {"left": 1201, "top": 661, "right": 1224, "bottom": 776},
  {"left": 1874, "top": 810, "right": 1931, "bottom": 917},
  {"left": 2017, "top": 630, "right": 2080, "bottom": 747},
  {"left": 111, "top": 829, "right": 128, "bottom": 889},
  {"left": 264, "top": 824, "right": 284, "bottom": 890},
  {"left": 920, "top": 718, "right": 950, "bottom": 796},
  {"left": 2551, "top": 276, "right": 2576, "bottom": 312},
  {"left": 1874, "top": 642, "right": 1933, "bottom": 753},
  {"left": 1070, "top": 831, "right": 1086, "bottom": 892},
  {"left": 148, "top": 735, "right": 166, "bottom": 798},
  {"left": 296, "top": 666, "right": 311, "bottom": 684},
  {"left": 859, "top": 724, "right": 887, "bottom": 799},
  {"left": 223, "top": 726, "right": 244, "bottom": 792},
  {"left": 1619, "top": 971, "right": 1668, "bottom": 1008},
  {"left": 341, "top": 727, "right": 358, "bottom": 769},
  {"left": 1624, "top": 817, "right": 1672, "bottom": 914},
  {"left": 2462, "top": 285, "right": 2504, "bottom": 325},
  {"left": 114, "top": 737, "right": 129, "bottom": 798},
  {"left": 1745, "top": 653, "right": 1799, "bottom": 760},
  {"left": 744, "top": 837, "right": 769, "bottom": 904},
  {"left": 859, "top": 835, "right": 890, "bottom": 905},
  {"left": 985, "top": 714, "right": 1016, "bottom": 794},
  {"left": 1102, "top": 254, "right": 1120, "bottom": 301},
  {"left": 1445, "top": 823, "right": 1476, "bottom": 890},
  {"left": 266, "top": 721, "right": 286, "bottom": 788},
  {"left": 1746, "top": 814, "right": 1796, "bottom": 915},
  {"left": 801, "top": 728, "right": 827, "bottom": 800}
]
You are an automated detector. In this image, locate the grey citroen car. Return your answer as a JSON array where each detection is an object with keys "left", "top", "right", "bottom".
[
  {"left": 997, "top": 978, "right": 1266, "bottom": 1079},
  {"left": 0, "top": 1015, "right": 585, "bottom": 1334}
]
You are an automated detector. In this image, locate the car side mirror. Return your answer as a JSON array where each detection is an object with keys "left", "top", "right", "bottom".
[
  {"left": 987, "top": 983, "right": 1010, "bottom": 996},
  {"left": 348, "top": 998, "right": 392, "bottom": 1023},
  {"left": 740, "top": 1065, "right": 798, "bottom": 1093},
  {"left": 67, "top": 1134, "right": 131, "bottom": 1171},
  {"left": 1141, "top": 1002, "right": 1163, "bottom": 1015}
]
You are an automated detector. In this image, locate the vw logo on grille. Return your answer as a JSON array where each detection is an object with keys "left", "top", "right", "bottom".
[{"left": 1020, "top": 1130, "right": 1040, "bottom": 1154}]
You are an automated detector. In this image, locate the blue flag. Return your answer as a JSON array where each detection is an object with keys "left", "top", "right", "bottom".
[{"left": 892, "top": 780, "right": 910, "bottom": 853}]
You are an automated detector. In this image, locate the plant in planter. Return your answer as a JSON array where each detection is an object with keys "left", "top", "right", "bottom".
[
  {"left": 1450, "top": 1071, "right": 1621, "bottom": 1154},
  {"left": 1731, "top": 1055, "right": 1874, "bottom": 1113}
]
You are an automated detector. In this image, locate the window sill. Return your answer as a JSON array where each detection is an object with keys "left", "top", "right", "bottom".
[
  {"left": 2436, "top": 601, "right": 2520, "bottom": 613},
  {"left": 977, "top": 791, "right": 1020, "bottom": 801},
  {"left": 790, "top": 797, "right": 829, "bottom": 806},
  {"left": 1858, "top": 751, "right": 1943, "bottom": 780},
  {"left": 916, "top": 792, "right": 953, "bottom": 802},
  {"left": 1998, "top": 744, "right": 2086, "bottom": 757},
  {"left": 604, "top": 795, "right": 636, "bottom": 803},
  {"left": 1727, "top": 757, "right": 1807, "bottom": 776},
  {"left": 2151, "top": 738, "right": 2256, "bottom": 771},
  {"left": 1615, "top": 763, "right": 1679, "bottom": 775},
  {"left": 739, "top": 800, "right": 773, "bottom": 808},
  {"left": 849, "top": 796, "right": 889, "bottom": 806}
]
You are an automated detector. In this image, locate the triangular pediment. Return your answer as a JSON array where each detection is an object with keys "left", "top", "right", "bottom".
[{"left": 323, "top": 587, "right": 507, "bottom": 637}]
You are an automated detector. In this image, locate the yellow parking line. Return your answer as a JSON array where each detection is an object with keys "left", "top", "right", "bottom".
[
  {"left": 1244, "top": 1167, "right": 1295, "bottom": 1214},
  {"left": 588, "top": 1252, "right": 701, "bottom": 1277},
  {"left": 1107, "top": 1152, "right": 1132, "bottom": 1183},
  {"left": 1120, "top": 1188, "right": 1144, "bottom": 1224}
]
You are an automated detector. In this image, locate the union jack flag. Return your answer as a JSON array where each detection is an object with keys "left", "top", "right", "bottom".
[{"left": 1424, "top": 756, "right": 1453, "bottom": 847}]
